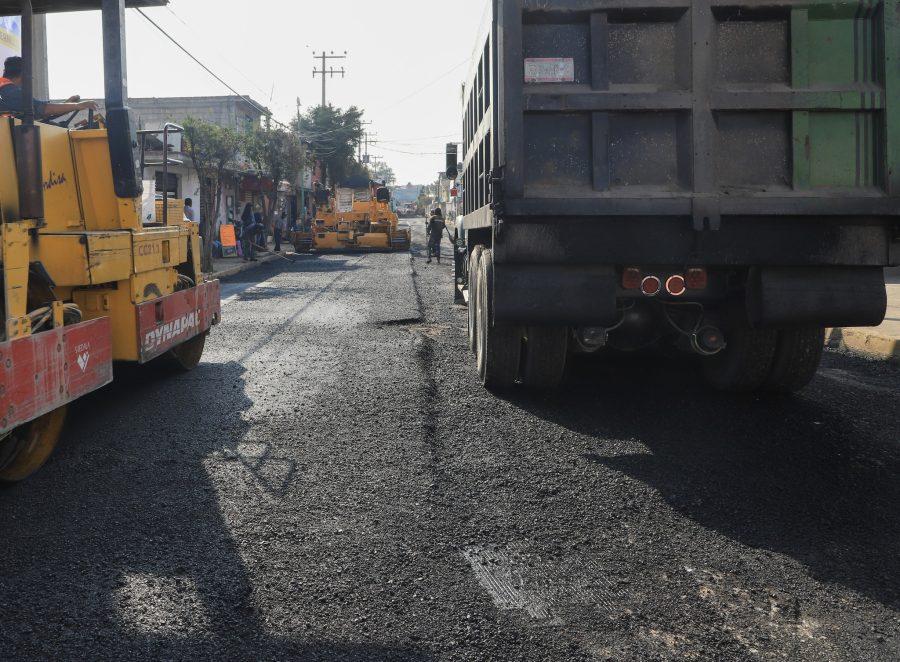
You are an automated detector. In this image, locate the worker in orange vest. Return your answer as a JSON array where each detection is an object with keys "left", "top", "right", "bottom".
[{"left": 0, "top": 56, "right": 97, "bottom": 120}]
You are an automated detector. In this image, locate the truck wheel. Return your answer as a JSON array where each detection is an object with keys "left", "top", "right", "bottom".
[
  {"left": 467, "top": 246, "right": 484, "bottom": 354},
  {"left": 702, "top": 306, "right": 777, "bottom": 393},
  {"left": 763, "top": 327, "right": 826, "bottom": 393},
  {"left": 521, "top": 327, "right": 568, "bottom": 388},
  {"left": 0, "top": 407, "right": 67, "bottom": 483},
  {"left": 475, "top": 249, "right": 521, "bottom": 389},
  {"left": 165, "top": 332, "right": 207, "bottom": 372}
]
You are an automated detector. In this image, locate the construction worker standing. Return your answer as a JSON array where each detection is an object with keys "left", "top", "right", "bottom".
[{"left": 426, "top": 208, "right": 448, "bottom": 264}]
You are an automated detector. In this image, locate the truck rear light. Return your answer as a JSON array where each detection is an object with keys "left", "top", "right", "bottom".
[
  {"left": 640, "top": 276, "right": 661, "bottom": 297},
  {"left": 666, "top": 275, "right": 686, "bottom": 297},
  {"left": 622, "top": 267, "right": 642, "bottom": 290},
  {"left": 686, "top": 268, "right": 708, "bottom": 290}
]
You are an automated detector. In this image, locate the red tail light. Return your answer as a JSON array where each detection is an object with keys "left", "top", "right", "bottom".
[
  {"left": 686, "top": 268, "right": 708, "bottom": 290},
  {"left": 640, "top": 276, "right": 661, "bottom": 297},
  {"left": 666, "top": 275, "right": 686, "bottom": 296},
  {"left": 622, "top": 267, "right": 642, "bottom": 290}
]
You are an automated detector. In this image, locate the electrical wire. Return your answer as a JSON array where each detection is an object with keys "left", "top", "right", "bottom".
[
  {"left": 163, "top": 4, "right": 274, "bottom": 102},
  {"left": 134, "top": 7, "right": 290, "bottom": 129},
  {"left": 377, "top": 58, "right": 470, "bottom": 112},
  {"left": 378, "top": 145, "right": 445, "bottom": 156}
]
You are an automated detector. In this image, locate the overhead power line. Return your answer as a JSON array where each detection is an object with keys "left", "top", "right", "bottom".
[
  {"left": 378, "top": 145, "right": 445, "bottom": 156},
  {"left": 378, "top": 58, "right": 470, "bottom": 112},
  {"left": 163, "top": 5, "right": 274, "bottom": 103},
  {"left": 134, "top": 7, "right": 289, "bottom": 129}
]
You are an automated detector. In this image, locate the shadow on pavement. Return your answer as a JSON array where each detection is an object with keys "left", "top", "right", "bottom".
[
  {"left": 502, "top": 352, "right": 900, "bottom": 610},
  {"left": 0, "top": 357, "right": 429, "bottom": 660}
]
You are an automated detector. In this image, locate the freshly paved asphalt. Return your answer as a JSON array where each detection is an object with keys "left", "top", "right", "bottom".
[{"left": 1, "top": 223, "right": 897, "bottom": 660}]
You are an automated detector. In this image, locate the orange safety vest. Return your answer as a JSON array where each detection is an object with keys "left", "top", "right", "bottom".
[{"left": 0, "top": 77, "right": 15, "bottom": 117}]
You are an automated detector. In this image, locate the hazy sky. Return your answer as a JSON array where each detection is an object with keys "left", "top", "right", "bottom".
[{"left": 45, "top": 0, "right": 492, "bottom": 184}]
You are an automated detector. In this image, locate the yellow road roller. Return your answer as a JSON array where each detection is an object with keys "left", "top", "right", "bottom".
[
  {"left": 292, "top": 178, "right": 410, "bottom": 253},
  {"left": 0, "top": 0, "right": 220, "bottom": 481}
]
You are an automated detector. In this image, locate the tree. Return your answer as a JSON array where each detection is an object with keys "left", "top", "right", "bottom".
[
  {"left": 182, "top": 117, "right": 242, "bottom": 273},
  {"left": 370, "top": 161, "right": 396, "bottom": 186},
  {"left": 293, "top": 105, "right": 364, "bottom": 185},
  {"left": 244, "top": 124, "right": 306, "bottom": 226}
]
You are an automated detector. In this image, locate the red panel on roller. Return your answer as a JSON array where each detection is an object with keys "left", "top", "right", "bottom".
[{"left": 0, "top": 317, "right": 113, "bottom": 434}]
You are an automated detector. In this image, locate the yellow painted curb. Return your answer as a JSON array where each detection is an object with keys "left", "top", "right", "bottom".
[{"left": 826, "top": 328, "right": 900, "bottom": 363}]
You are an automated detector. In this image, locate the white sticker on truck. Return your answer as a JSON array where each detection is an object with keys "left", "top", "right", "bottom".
[{"left": 524, "top": 58, "right": 575, "bottom": 83}]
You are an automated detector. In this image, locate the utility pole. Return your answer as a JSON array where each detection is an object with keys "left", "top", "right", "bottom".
[
  {"left": 312, "top": 51, "right": 347, "bottom": 108},
  {"left": 365, "top": 133, "right": 378, "bottom": 161},
  {"left": 358, "top": 120, "right": 373, "bottom": 161}
]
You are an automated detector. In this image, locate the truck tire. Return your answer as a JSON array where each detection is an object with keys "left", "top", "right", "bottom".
[
  {"left": 763, "top": 327, "right": 826, "bottom": 393},
  {"left": 453, "top": 234, "right": 466, "bottom": 305},
  {"left": 521, "top": 327, "right": 568, "bottom": 388},
  {"left": 475, "top": 249, "right": 521, "bottom": 389},
  {"left": 702, "top": 305, "right": 778, "bottom": 393},
  {"left": 467, "top": 246, "right": 484, "bottom": 354}
]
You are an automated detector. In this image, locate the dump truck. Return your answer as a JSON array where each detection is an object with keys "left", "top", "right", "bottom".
[
  {"left": 0, "top": 0, "right": 220, "bottom": 481},
  {"left": 455, "top": 0, "right": 899, "bottom": 392},
  {"left": 292, "top": 178, "right": 411, "bottom": 252}
]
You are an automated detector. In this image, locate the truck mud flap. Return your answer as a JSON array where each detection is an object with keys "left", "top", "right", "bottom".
[
  {"left": 0, "top": 317, "right": 113, "bottom": 435},
  {"left": 136, "top": 280, "right": 221, "bottom": 363},
  {"left": 492, "top": 265, "right": 618, "bottom": 326},
  {"left": 747, "top": 267, "right": 886, "bottom": 328}
]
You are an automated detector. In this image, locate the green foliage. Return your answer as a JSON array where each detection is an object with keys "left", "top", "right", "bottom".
[
  {"left": 182, "top": 117, "right": 243, "bottom": 178},
  {"left": 294, "top": 105, "right": 364, "bottom": 184},
  {"left": 182, "top": 117, "right": 243, "bottom": 271},
  {"left": 244, "top": 124, "right": 306, "bottom": 223},
  {"left": 245, "top": 125, "right": 306, "bottom": 192}
]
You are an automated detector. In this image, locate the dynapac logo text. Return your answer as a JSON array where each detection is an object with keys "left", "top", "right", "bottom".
[{"left": 143, "top": 311, "right": 200, "bottom": 351}]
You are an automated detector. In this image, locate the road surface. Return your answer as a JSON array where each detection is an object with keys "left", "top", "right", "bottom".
[{"left": 1, "top": 224, "right": 898, "bottom": 660}]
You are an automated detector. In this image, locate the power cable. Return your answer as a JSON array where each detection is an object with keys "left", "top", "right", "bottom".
[
  {"left": 378, "top": 145, "right": 445, "bottom": 156},
  {"left": 163, "top": 4, "right": 273, "bottom": 102},
  {"left": 134, "top": 7, "right": 289, "bottom": 129},
  {"left": 377, "top": 58, "right": 470, "bottom": 112}
]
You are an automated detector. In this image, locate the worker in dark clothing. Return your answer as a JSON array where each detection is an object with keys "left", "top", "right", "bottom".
[
  {"left": 426, "top": 208, "right": 448, "bottom": 264},
  {"left": 240, "top": 203, "right": 259, "bottom": 262},
  {"left": 0, "top": 56, "right": 97, "bottom": 119}
]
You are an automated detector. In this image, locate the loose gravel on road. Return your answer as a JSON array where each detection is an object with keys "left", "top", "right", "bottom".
[{"left": 1, "top": 224, "right": 898, "bottom": 661}]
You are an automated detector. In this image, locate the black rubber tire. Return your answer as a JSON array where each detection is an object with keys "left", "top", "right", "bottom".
[
  {"left": 467, "top": 246, "right": 484, "bottom": 355},
  {"left": 0, "top": 407, "right": 67, "bottom": 483},
  {"left": 475, "top": 249, "right": 521, "bottom": 390},
  {"left": 763, "top": 326, "right": 826, "bottom": 393},
  {"left": 453, "top": 234, "right": 466, "bottom": 304},
  {"left": 702, "top": 305, "right": 778, "bottom": 393},
  {"left": 521, "top": 326, "right": 568, "bottom": 389},
  {"left": 164, "top": 332, "right": 208, "bottom": 372}
]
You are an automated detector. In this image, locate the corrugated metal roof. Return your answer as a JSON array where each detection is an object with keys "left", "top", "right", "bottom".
[{"left": 0, "top": 1, "right": 167, "bottom": 16}]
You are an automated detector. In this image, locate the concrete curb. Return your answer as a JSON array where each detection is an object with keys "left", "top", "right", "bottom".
[
  {"left": 205, "top": 253, "right": 280, "bottom": 281},
  {"left": 826, "top": 327, "right": 900, "bottom": 363}
]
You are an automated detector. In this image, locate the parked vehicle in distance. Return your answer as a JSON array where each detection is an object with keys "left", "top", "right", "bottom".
[{"left": 454, "top": 0, "right": 898, "bottom": 392}]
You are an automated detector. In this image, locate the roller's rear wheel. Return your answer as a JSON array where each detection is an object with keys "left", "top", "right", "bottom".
[
  {"left": 0, "top": 407, "right": 67, "bottom": 483},
  {"left": 165, "top": 332, "right": 208, "bottom": 372}
]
